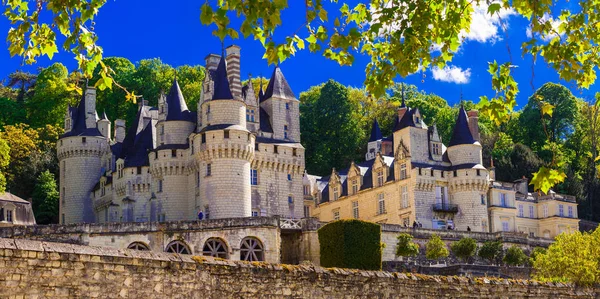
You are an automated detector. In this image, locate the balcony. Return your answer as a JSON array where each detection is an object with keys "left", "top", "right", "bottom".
[{"left": 432, "top": 203, "right": 458, "bottom": 213}]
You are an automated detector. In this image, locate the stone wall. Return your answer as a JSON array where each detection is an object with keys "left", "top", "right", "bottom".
[{"left": 0, "top": 237, "right": 596, "bottom": 298}]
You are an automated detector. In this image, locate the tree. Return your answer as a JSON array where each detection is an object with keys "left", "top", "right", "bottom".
[
  {"left": 7, "top": 71, "right": 36, "bottom": 103},
  {"left": 31, "top": 170, "right": 59, "bottom": 224},
  {"left": 478, "top": 241, "right": 503, "bottom": 264},
  {"left": 0, "top": 97, "right": 26, "bottom": 127},
  {"left": 529, "top": 247, "right": 547, "bottom": 264},
  {"left": 0, "top": 137, "right": 10, "bottom": 193},
  {"left": 395, "top": 233, "right": 419, "bottom": 259},
  {"left": 503, "top": 245, "right": 527, "bottom": 266},
  {"left": 425, "top": 234, "right": 449, "bottom": 261},
  {"left": 451, "top": 237, "right": 477, "bottom": 263},
  {"left": 533, "top": 228, "right": 600, "bottom": 286}
]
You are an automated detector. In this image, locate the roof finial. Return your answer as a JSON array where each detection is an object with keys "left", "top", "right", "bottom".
[
  {"left": 400, "top": 83, "right": 406, "bottom": 108},
  {"left": 460, "top": 87, "right": 464, "bottom": 106}
]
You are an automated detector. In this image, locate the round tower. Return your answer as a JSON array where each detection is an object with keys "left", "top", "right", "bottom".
[
  {"left": 194, "top": 53, "right": 254, "bottom": 219},
  {"left": 57, "top": 87, "right": 109, "bottom": 224}
]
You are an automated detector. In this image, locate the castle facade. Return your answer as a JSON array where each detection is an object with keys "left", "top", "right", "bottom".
[{"left": 57, "top": 45, "right": 304, "bottom": 224}]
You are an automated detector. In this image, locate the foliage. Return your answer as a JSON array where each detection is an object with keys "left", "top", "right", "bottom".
[
  {"left": 503, "top": 245, "right": 527, "bottom": 266},
  {"left": 318, "top": 219, "right": 382, "bottom": 270},
  {"left": 425, "top": 234, "right": 449, "bottom": 261},
  {"left": 533, "top": 228, "right": 600, "bottom": 286},
  {"left": 529, "top": 247, "right": 547, "bottom": 263},
  {"left": 478, "top": 241, "right": 503, "bottom": 263},
  {"left": 0, "top": 97, "right": 26, "bottom": 127},
  {"left": 0, "top": 137, "right": 9, "bottom": 193},
  {"left": 450, "top": 237, "right": 477, "bottom": 262},
  {"left": 395, "top": 233, "right": 419, "bottom": 258},
  {"left": 31, "top": 170, "right": 59, "bottom": 224}
]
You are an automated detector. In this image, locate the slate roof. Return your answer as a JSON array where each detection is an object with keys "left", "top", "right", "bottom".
[
  {"left": 199, "top": 124, "right": 248, "bottom": 133},
  {"left": 262, "top": 67, "right": 295, "bottom": 102},
  {"left": 368, "top": 119, "right": 383, "bottom": 142},
  {"left": 258, "top": 83, "right": 265, "bottom": 102},
  {"left": 165, "top": 79, "right": 194, "bottom": 122},
  {"left": 61, "top": 90, "right": 102, "bottom": 138},
  {"left": 393, "top": 108, "right": 416, "bottom": 131},
  {"left": 117, "top": 105, "right": 156, "bottom": 168},
  {"left": 211, "top": 55, "right": 234, "bottom": 100},
  {"left": 259, "top": 107, "right": 273, "bottom": 133},
  {"left": 448, "top": 106, "right": 476, "bottom": 147}
]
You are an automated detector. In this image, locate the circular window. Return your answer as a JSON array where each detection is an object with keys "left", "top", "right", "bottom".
[
  {"left": 240, "top": 237, "right": 264, "bottom": 261},
  {"left": 165, "top": 241, "right": 191, "bottom": 254},
  {"left": 202, "top": 238, "right": 229, "bottom": 259},
  {"left": 127, "top": 242, "right": 150, "bottom": 251}
]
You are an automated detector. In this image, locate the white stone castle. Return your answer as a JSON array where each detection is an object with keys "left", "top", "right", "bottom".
[{"left": 57, "top": 46, "right": 304, "bottom": 224}]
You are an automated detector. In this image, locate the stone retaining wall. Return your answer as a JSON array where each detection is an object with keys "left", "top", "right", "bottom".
[{"left": 0, "top": 238, "right": 596, "bottom": 298}]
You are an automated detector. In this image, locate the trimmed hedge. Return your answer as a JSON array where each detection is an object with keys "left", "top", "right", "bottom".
[{"left": 318, "top": 219, "right": 382, "bottom": 270}]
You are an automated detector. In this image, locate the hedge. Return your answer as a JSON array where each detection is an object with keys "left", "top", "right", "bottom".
[{"left": 318, "top": 219, "right": 382, "bottom": 270}]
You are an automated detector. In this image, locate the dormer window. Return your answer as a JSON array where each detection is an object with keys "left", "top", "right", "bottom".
[
  {"left": 432, "top": 143, "right": 441, "bottom": 155},
  {"left": 351, "top": 180, "right": 358, "bottom": 195},
  {"left": 333, "top": 186, "right": 339, "bottom": 200},
  {"left": 377, "top": 171, "right": 384, "bottom": 187},
  {"left": 400, "top": 163, "right": 407, "bottom": 180}
]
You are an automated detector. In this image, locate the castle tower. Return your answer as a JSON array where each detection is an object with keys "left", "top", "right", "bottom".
[
  {"left": 98, "top": 111, "right": 111, "bottom": 140},
  {"left": 261, "top": 66, "right": 300, "bottom": 142},
  {"left": 366, "top": 119, "right": 383, "bottom": 161},
  {"left": 446, "top": 106, "right": 488, "bottom": 232},
  {"left": 157, "top": 79, "right": 195, "bottom": 146},
  {"left": 57, "top": 86, "right": 109, "bottom": 224},
  {"left": 195, "top": 53, "right": 254, "bottom": 219}
]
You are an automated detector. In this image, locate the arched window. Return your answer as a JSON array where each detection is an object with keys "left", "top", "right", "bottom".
[
  {"left": 202, "top": 238, "right": 229, "bottom": 259},
  {"left": 240, "top": 237, "right": 264, "bottom": 261},
  {"left": 165, "top": 241, "right": 191, "bottom": 254},
  {"left": 127, "top": 242, "right": 150, "bottom": 251}
]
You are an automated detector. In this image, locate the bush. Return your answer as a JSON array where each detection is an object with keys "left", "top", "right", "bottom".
[
  {"left": 529, "top": 246, "right": 546, "bottom": 263},
  {"left": 478, "top": 241, "right": 503, "bottom": 263},
  {"left": 318, "top": 219, "right": 382, "bottom": 270},
  {"left": 451, "top": 237, "right": 477, "bottom": 262},
  {"left": 504, "top": 245, "right": 527, "bottom": 266},
  {"left": 395, "top": 233, "right": 419, "bottom": 258},
  {"left": 425, "top": 234, "right": 449, "bottom": 260}
]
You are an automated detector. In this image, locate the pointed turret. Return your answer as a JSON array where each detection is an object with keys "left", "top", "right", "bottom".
[
  {"left": 258, "top": 82, "right": 265, "bottom": 102},
  {"left": 165, "top": 79, "right": 192, "bottom": 121},
  {"left": 368, "top": 119, "right": 383, "bottom": 142},
  {"left": 262, "top": 66, "right": 295, "bottom": 102},
  {"left": 448, "top": 105, "right": 476, "bottom": 146},
  {"left": 211, "top": 55, "right": 234, "bottom": 100},
  {"left": 101, "top": 111, "right": 109, "bottom": 121}
]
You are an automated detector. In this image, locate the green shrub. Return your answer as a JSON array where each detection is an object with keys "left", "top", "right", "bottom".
[
  {"left": 451, "top": 237, "right": 477, "bottom": 262},
  {"left": 504, "top": 245, "right": 527, "bottom": 266},
  {"left": 529, "top": 246, "right": 546, "bottom": 263},
  {"left": 318, "top": 219, "right": 382, "bottom": 270},
  {"left": 478, "top": 241, "right": 503, "bottom": 263},
  {"left": 395, "top": 233, "right": 419, "bottom": 258},
  {"left": 425, "top": 234, "right": 449, "bottom": 260}
]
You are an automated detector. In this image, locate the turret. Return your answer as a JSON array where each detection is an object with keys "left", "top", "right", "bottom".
[
  {"left": 261, "top": 66, "right": 299, "bottom": 142},
  {"left": 114, "top": 119, "right": 126, "bottom": 143},
  {"left": 158, "top": 79, "right": 195, "bottom": 146},
  {"left": 366, "top": 119, "right": 383, "bottom": 161},
  {"left": 446, "top": 106, "right": 482, "bottom": 165},
  {"left": 98, "top": 111, "right": 111, "bottom": 139}
]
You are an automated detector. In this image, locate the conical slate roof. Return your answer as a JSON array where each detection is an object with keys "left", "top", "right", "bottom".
[
  {"left": 119, "top": 105, "right": 155, "bottom": 167},
  {"left": 262, "top": 66, "right": 295, "bottom": 102},
  {"left": 165, "top": 79, "right": 192, "bottom": 121},
  {"left": 368, "top": 119, "right": 383, "bottom": 142},
  {"left": 211, "top": 55, "right": 234, "bottom": 100},
  {"left": 448, "top": 106, "right": 476, "bottom": 146},
  {"left": 61, "top": 87, "right": 102, "bottom": 137}
]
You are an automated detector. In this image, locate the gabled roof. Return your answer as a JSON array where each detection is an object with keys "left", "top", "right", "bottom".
[
  {"left": 61, "top": 89, "right": 102, "bottom": 138},
  {"left": 211, "top": 55, "right": 234, "bottom": 100},
  {"left": 165, "top": 79, "right": 194, "bottom": 122},
  {"left": 368, "top": 119, "right": 383, "bottom": 142},
  {"left": 448, "top": 106, "right": 476, "bottom": 147},
  {"left": 262, "top": 66, "right": 295, "bottom": 102}
]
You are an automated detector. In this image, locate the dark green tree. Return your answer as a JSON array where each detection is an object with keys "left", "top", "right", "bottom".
[
  {"left": 25, "top": 63, "right": 76, "bottom": 128},
  {"left": 7, "top": 71, "right": 36, "bottom": 104},
  {"left": 31, "top": 170, "right": 59, "bottom": 224},
  {"left": 503, "top": 245, "right": 527, "bottom": 266},
  {"left": 478, "top": 241, "right": 503, "bottom": 264},
  {"left": 451, "top": 237, "right": 477, "bottom": 262}
]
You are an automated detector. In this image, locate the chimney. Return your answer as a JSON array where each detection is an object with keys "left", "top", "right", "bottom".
[
  {"left": 489, "top": 157, "right": 495, "bottom": 181},
  {"left": 467, "top": 110, "right": 480, "bottom": 141},
  {"left": 205, "top": 54, "right": 221, "bottom": 71},
  {"left": 84, "top": 87, "right": 97, "bottom": 129},
  {"left": 225, "top": 45, "right": 242, "bottom": 99},
  {"left": 115, "top": 119, "right": 126, "bottom": 143}
]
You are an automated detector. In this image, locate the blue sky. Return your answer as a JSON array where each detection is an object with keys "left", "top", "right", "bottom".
[{"left": 0, "top": 0, "right": 597, "bottom": 109}]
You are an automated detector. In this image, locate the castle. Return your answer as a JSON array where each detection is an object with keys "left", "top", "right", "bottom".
[
  {"left": 56, "top": 45, "right": 578, "bottom": 239},
  {"left": 57, "top": 45, "right": 304, "bottom": 224}
]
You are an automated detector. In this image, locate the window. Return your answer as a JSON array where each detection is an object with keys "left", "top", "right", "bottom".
[
  {"left": 201, "top": 133, "right": 206, "bottom": 143},
  {"left": 285, "top": 102, "right": 290, "bottom": 110},
  {"left": 252, "top": 210, "right": 259, "bottom": 217},
  {"left": 543, "top": 205, "right": 548, "bottom": 218},
  {"left": 165, "top": 241, "right": 191, "bottom": 254},
  {"left": 246, "top": 109, "right": 256, "bottom": 122},
  {"left": 333, "top": 209, "right": 340, "bottom": 220},
  {"left": 499, "top": 193, "right": 507, "bottom": 207},
  {"left": 240, "top": 237, "right": 264, "bottom": 261},
  {"left": 568, "top": 206, "right": 573, "bottom": 218},
  {"left": 441, "top": 171, "right": 444, "bottom": 178},
  {"left": 518, "top": 204, "right": 524, "bottom": 217},
  {"left": 502, "top": 221, "right": 509, "bottom": 232},
  {"left": 158, "top": 180, "right": 163, "bottom": 193},
  {"left": 206, "top": 164, "right": 212, "bottom": 176},
  {"left": 288, "top": 196, "right": 293, "bottom": 204},
  {"left": 303, "top": 185, "right": 310, "bottom": 196},
  {"left": 203, "top": 238, "right": 228, "bottom": 259},
  {"left": 403, "top": 217, "right": 410, "bottom": 227},
  {"left": 482, "top": 220, "right": 488, "bottom": 232},
  {"left": 333, "top": 186, "right": 339, "bottom": 200},
  {"left": 377, "top": 171, "right": 384, "bottom": 187},
  {"left": 432, "top": 143, "right": 441, "bottom": 155},
  {"left": 287, "top": 173, "right": 292, "bottom": 181},
  {"left": 351, "top": 180, "right": 358, "bottom": 195},
  {"left": 224, "top": 130, "right": 230, "bottom": 139},
  {"left": 431, "top": 169, "right": 434, "bottom": 177},
  {"left": 137, "top": 167, "right": 142, "bottom": 175},
  {"left": 400, "top": 163, "right": 407, "bottom": 180},
  {"left": 82, "top": 137, "right": 86, "bottom": 143},
  {"left": 206, "top": 104, "right": 211, "bottom": 113},
  {"left": 352, "top": 201, "right": 359, "bottom": 219},
  {"left": 476, "top": 169, "right": 481, "bottom": 176},
  {"left": 401, "top": 186, "right": 408, "bottom": 208},
  {"left": 284, "top": 125, "right": 288, "bottom": 139},
  {"left": 250, "top": 169, "right": 258, "bottom": 185},
  {"left": 304, "top": 206, "right": 310, "bottom": 218},
  {"left": 160, "top": 125, "right": 164, "bottom": 135},
  {"left": 293, "top": 148, "right": 297, "bottom": 156},
  {"left": 61, "top": 213, "right": 65, "bottom": 224},
  {"left": 196, "top": 171, "right": 200, "bottom": 187},
  {"left": 128, "top": 242, "right": 150, "bottom": 251},
  {"left": 378, "top": 193, "right": 386, "bottom": 215},
  {"left": 274, "top": 145, "right": 278, "bottom": 154},
  {"left": 559, "top": 204, "right": 564, "bottom": 217},
  {"left": 453, "top": 170, "right": 457, "bottom": 177},
  {"left": 418, "top": 168, "right": 422, "bottom": 175},
  {"left": 529, "top": 206, "right": 534, "bottom": 218},
  {"left": 171, "top": 149, "right": 177, "bottom": 157},
  {"left": 5, "top": 210, "right": 12, "bottom": 222},
  {"left": 481, "top": 195, "right": 486, "bottom": 205}
]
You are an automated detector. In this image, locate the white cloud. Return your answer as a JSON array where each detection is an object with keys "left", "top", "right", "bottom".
[
  {"left": 460, "top": 2, "right": 517, "bottom": 44},
  {"left": 431, "top": 65, "right": 471, "bottom": 84},
  {"left": 525, "top": 14, "right": 564, "bottom": 42}
]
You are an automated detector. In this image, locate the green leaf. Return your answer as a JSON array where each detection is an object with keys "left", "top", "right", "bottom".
[
  {"left": 200, "top": 4, "right": 213, "bottom": 25},
  {"left": 530, "top": 167, "right": 567, "bottom": 194},
  {"left": 487, "top": 3, "right": 502, "bottom": 15},
  {"left": 540, "top": 102, "right": 555, "bottom": 117}
]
